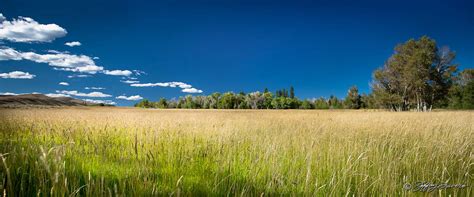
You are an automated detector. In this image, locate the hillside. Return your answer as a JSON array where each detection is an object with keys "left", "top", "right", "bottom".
[{"left": 0, "top": 94, "right": 110, "bottom": 107}]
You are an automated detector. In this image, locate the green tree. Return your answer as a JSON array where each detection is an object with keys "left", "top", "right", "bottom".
[
  {"left": 360, "top": 93, "right": 375, "bottom": 109},
  {"left": 290, "top": 86, "right": 295, "bottom": 99},
  {"left": 263, "top": 92, "right": 273, "bottom": 109},
  {"left": 344, "top": 86, "right": 362, "bottom": 109},
  {"left": 300, "top": 100, "right": 313, "bottom": 109},
  {"left": 314, "top": 97, "right": 329, "bottom": 109},
  {"left": 218, "top": 92, "right": 236, "bottom": 109},
  {"left": 372, "top": 36, "right": 457, "bottom": 111},
  {"left": 328, "top": 95, "right": 343, "bottom": 109},
  {"left": 156, "top": 98, "right": 168, "bottom": 108},
  {"left": 448, "top": 69, "right": 474, "bottom": 109},
  {"left": 134, "top": 99, "right": 153, "bottom": 108},
  {"left": 208, "top": 92, "right": 221, "bottom": 109},
  {"left": 462, "top": 80, "right": 474, "bottom": 109}
]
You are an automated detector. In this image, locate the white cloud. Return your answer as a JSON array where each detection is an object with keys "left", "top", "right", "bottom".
[
  {"left": 47, "top": 49, "right": 68, "bottom": 54},
  {"left": 182, "top": 88, "right": 203, "bottom": 93},
  {"left": 103, "top": 69, "right": 132, "bottom": 76},
  {"left": 130, "top": 82, "right": 169, "bottom": 87},
  {"left": 169, "top": 82, "right": 192, "bottom": 88},
  {"left": 0, "top": 13, "right": 67, "bottom": 43},
  {"left": 54, "top": 65, "right": 103, "bottom": 73},
  {"left": 116, "top": 95, "right": 143, "bottom": 101},
  {"left": 56, "top": 90, "right": 111, "bottom": 98},
  {"left": 0, "top": 92, "right": 41, "bottom": 95},
  {"left": 130, "top": 81, "right": 202, "bottom": 93},
  {"left": 59, "top": 82, "right": 69, "bottom": 86},
  {"left": 85, "top": 87, "right": 105, "bottom": 90},
  {"left": 130, "top": 82, "right": 191, "bottom": 88},
  {"left": 0, "top": 47, "right": 103, "bottom": 74},
  {"left": 0, "top": 92, "right": 18, "bottom": 95},
  {"left": 0, "top": 47, "right": 22, "bottom": 60},
  {"left": 133, "top": 70, "right": 146, "bottom": 76},
  {"left": 121, "top": 80, "right": 139, "bottom": 84},
  {"left": 82, "top": 99, "right": 116, "bottom": 105},
  {"left": 67, "top": 74, "right": 91, "bottom": 78},
  {"left": 45, "top": 93, "right": 70, "bottom": 98},
  {"left": 1, "top": 47, "right": 132, "bottom": 77},
  {"left": 0, "top": 71, "right": 35, "bottom": 79},
  {"left": 93, "top": 57, "right": 99, "bottom": 60},
  {"left": 65, "top": 41, "right": 81, "bottom": 47}
]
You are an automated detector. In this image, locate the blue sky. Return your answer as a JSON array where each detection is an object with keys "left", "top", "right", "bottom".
[{"left": 1, "top": 0, "right": 473, "bottom": 106}]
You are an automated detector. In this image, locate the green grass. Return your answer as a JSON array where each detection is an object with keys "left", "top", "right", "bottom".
[{"left": 0, "top": 108, "right": 472, "bottom": 196}]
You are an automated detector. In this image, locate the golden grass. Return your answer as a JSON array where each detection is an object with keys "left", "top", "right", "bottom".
[{"left": 0, "top": 107, "right": 473, "bottom": 195}]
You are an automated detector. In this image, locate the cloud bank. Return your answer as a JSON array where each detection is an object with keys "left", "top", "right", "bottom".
[
  {"left": 0, "top": 71, "right": 35, "bottom": 79},
  {"left": 45, "top": 93, "right": 70, "bottom": 98},
  {"left": 56, "top": 90, "right": 112, "bottom": 98},
  {"left": 0, "top": 13, "right": 67, "bottom": 43},
  {"left": 85, "top": 87, "right": 105, "bottom": 90},
  {"left": 131, "top": 81, "right": 203, "bottom": 93},
  {"left": 116, "top": 95, "right": 143, "bottom": 101},
  {"left": 0, "top": 47, "right": 132, "bottom": 76},
  {"left": 121, "top": 80, "right": 139, "bottom": 84}
]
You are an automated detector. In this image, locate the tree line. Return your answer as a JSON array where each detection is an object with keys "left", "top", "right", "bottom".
[{"left": 135, "top": 36, "right": 473, "bottom": 111}]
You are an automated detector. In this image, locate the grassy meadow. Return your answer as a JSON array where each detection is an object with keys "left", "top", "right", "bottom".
[{"left": 0, "top": 108, "right": 472, "bottom": 196}]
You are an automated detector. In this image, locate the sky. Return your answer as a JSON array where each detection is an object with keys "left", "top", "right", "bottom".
[{"left": 0, "top": 0, "right": 473, "bottom": 106}]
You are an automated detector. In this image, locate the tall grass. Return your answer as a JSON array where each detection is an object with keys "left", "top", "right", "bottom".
[{"left": 0, "top": 108, "right": 472, "bottom": 195}]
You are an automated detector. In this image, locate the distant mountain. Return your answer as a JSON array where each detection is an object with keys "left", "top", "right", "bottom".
[{"left": 0, "top": 94, "right": 112, "bottom": 107}]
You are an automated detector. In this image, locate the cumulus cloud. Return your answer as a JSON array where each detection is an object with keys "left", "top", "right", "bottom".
[
  {"left": 0, "top": 47, "right": 103, "bottom": 74},
  {"left": 0, "top": 92, "right": 18, "bottom": 95},
  {"left": 0, "top": 13, "right": 67, "bottom": 43},
  {"left": 130, "top": 82, "right": 168, "bottom": 87},
  {"left": 45, "top": 93, "right": 70, "bottom": 98},
  {"left": 0, "top": 47, "right": 23, "bottom": 60},
  {"left": 131, "top": 82, "right": 192, "bottom": 88},
  {"left": 103, "top": 69, "right": 132, "bottom": 76},
  {"left": 46, "top": 49, "right": 67, "bottom": 54},
  {"left": 67, "top": 74, "right": 91, "bottom": 78},
  {"left": 0, "top": 92, "right": 41, "bottom": 95},
  {"left": 59, "top": 82, "right": 69, "bottom": 86},
  {"left": 0, "top": 47, "right": 132, "bottom": 76},
  {"left": 116, "top": 95, "right": 143, "bottom": 101},
  {"left": 85, "top": 87, "right": 105, "bottom": 90},
  {"left": 130, "top": 81, "right": 202, "bottom": 93},
  {"left": 0, "top": 71, "right": 35, "bottom": 79},
  {"left": 121, "top": 80, "right": 139, "bottom": 84},
  {"left": 182, "top": 88, "right": 203, "bottom": 93},
  {"left": 82, "top": 99, "right": 116, "bottom": 105},
  {"left": 56, "top": 90, "right": 111, "bottom": 98},
  {"left": 65, "top": 41, "right": 81, "bottom": 47}
]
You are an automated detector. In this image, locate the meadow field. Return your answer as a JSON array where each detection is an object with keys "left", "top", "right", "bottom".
[{"left": 0, "top": 108, "right": 472, "bottom": 196}]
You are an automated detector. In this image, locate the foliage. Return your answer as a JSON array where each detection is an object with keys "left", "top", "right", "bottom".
[
  {"left": 371, "top": 36, "right": 458, "bottom": 111},
  {"left": 447, "top": 69, "right": 474, "bottom": 109},
  {"left": 344, "top": 86, "right": 362, "bottom": 109}
]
